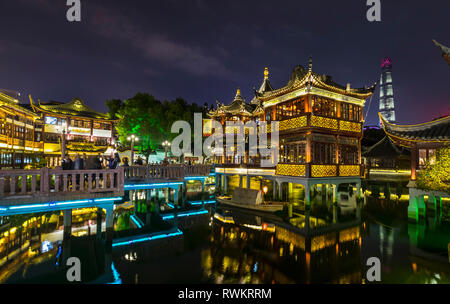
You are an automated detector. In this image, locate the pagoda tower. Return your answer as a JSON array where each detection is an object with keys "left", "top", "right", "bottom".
[{"left": 379, "top": 57, "right": 396, "bottom": 125}]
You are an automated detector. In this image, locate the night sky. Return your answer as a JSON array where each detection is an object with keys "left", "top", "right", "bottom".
[{"left": 0, "top": 0, "right": 448, "bottom": 125}]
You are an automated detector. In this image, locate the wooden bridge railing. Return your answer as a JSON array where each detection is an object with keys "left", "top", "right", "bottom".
[
  {"left": 124, "top": 164, "right": 213, "bottom": 180},
  {"left": 0, "top": 167, "right": 124, "bottom": 199}
]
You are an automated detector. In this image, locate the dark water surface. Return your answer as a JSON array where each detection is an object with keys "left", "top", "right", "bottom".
[
  {"left": 112, "top": 197, "right": 450, "bottom": 284},
  {"left": 3, "top": 194, "right": 450, "bottom": 284}
]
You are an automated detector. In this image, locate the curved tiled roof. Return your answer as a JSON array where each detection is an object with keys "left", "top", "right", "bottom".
[
  {"left": 380, "top": 113, "right": 450, "bottom": 142},
  {"left": 258, "top": 64, "right": 376, "bottom": 101},
  {"left": 362, "top": 136, "right": 402, "bottom": 158},
  {"left": 209, "top": 89, "right": 256, "bottom": 117},
  {"left": 433, "top": 39, "right": 450, "bottom": 66},
  {"left": 32, "top": 98, "right": 113, "bottom": 120}
]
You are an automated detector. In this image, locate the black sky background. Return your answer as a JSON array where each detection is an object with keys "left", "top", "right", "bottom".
[{"left": 0, "top": 0, "right": 448, "bottom": 125}]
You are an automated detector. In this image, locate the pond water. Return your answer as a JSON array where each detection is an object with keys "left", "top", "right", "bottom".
[
  {"left": 111, "top": 194, "right": 450, "bottom": 284},
  {"left": 2, "top": 191, "right": 449, "bottom": 284}
]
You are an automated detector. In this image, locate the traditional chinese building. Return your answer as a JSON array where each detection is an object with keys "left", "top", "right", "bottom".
[
  {"left": 379, "top": 114, "right": 450, "bottom": 221},
  {"left": 433, "top": 39, "right": 450, "bottom": 66},
  {"left": 208, "top": 59, "right": 376, "bottom": 206},
  {"left": 30, "top": 97, "right": 117, "bottom": 167},
  {"left": 0, "top": 90, "right": 44, "bottom": 169},
  {"left": 362, "top": 136, "right": 410, "bottom": 178}
]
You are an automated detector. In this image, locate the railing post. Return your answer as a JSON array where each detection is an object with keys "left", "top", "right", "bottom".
[
  {"left": 55, "top": 173, "right": 60, "bottom": 192},
  {"left": 40, "top": 167, "right": 49, "bottom": 195},
  {"left": 71, "top": 173, "right": 76, "bottom": 192},
  {"left": 21, "top": 174, "right": 27, "bottom": 194},
  {"left": 9, "top": 175, "right": 16, "bottom": 195},
  {"left": 0, "top": 176, "right": 4, "bottom": 197}
]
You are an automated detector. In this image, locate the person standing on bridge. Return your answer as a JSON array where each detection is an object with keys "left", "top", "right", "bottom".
[
  {"left": 73, "top": 154, "right": 84, "bottom": 189},
  {"left": 108, "top": 153, "right": 121, "bottom": 169},
  {"left": 62, "top": 155, "right": 73, "bottom": 170},
  {"left": 135, "top": 156, "right": 143, "bottom": 166}
]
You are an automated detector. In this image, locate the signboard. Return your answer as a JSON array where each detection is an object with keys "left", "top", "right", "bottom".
[{"left": 203, "top": 119, "right": 213, "bottom": 136}]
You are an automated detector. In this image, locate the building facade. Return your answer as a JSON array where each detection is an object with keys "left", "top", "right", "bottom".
[
  {"left": 0, "top": 90, "right": 117, "bottom": 169},
  {"left": 30, "top": 97, "right": 117, "bottom": 167},
  {"left": 208, "top": 59, "right": 376, "bottom": 205},
  {"left": 0, "top": 91, "right": 44, "bottom": 169},
  {"left": 379, "top": 57, "right": 396, "bottom": 124},
  {"left": 380, "top": 114, "right": 450, "bottom": 221}
]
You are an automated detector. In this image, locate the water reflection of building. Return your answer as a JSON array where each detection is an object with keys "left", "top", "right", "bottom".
[
  {"left": 204, "top": 209, "right": 363, "bottom": 283},
  {"left": 407, "top": 222, "right": 450, "bottom": 283}
]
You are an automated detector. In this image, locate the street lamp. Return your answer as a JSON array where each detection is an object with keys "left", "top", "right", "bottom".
[
  {"left": 57, "top": 122, "right": 68, "bottom": 161},
  {"left": 162, "top": 140, "right": 171, "bottom": 160},
  {"left": 127, "top": 134, "right": 139, "bottom": 164}
]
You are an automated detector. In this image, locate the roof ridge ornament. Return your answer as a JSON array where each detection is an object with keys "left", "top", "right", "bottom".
[
  {"left": 235, "top": 87, "right": 242, "bottom": 100},
  {"left": 308, "top": 55, "right": 313, "bottom": 72},
  {"left": 264, "top": 67, "right": 269, "bottom": 80}
]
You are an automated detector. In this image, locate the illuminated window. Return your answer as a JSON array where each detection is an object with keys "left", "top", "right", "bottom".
[
  {"left": 45, "top": 116, "right": 57, "bottom": 125},
  {"left": 386, "top": 85, "right": 393, "bottom": 96},
  {"left": 428, "top": 149, "right": 436, "bottom": 164},
  {"left": 386, "top": 72, "right": 392, "bottom": 83},
  {"left": 419, "top": 149, "right": 427, "bottom": 166}
]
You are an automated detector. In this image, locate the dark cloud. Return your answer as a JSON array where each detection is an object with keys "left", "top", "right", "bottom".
[{"left": 0, "top": 0, "right": 448, "bottom": 125}]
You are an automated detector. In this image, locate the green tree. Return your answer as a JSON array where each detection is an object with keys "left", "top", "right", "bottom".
[
  {"left": 416, "top": 145, "right": 450, "bottom": 192},
  {"left": 105, "top": 99, "right": 123, "bottom": 119},
  {"left": 107, "top": 93, "right": 209, "bottom": 161}
]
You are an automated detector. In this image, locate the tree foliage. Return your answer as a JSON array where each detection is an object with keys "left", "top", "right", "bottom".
[
  {"left": 106, "top": 93, "right": 207, "bottom": 158},
  {"left": 416, "top": 145, "right": 450, "bottom": 192}
]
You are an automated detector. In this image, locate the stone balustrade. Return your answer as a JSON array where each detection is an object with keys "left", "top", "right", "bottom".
[
  {"left": 0, "top": 167, "right": 124, "bottom": 199},
  {"left": 124, "top": 164, "right": 213, "bottom": 180},
  {"left": 0, "top": 164, "right": 212, "bottom": 203}
]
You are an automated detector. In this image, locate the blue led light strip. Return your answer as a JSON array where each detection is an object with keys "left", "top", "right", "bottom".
[
  {"left": 184, "top": 176, "right": 207, "bottom": 180},
  {"left": 162, "top": 209, "right": 208, "bottom": 220},
  {"left": 0, "top": 197, "right": 123, "bottom": 214},
  {"left": 130, "top": 215, "right": 143, "bottom": 228},
  {"left": 112, "top": 229, "right": 183, "bottom": 247},
  {"left": 109, "top": 262, "right": 122, "bottom": 284},
  {"left": 124, "top": 182, "right": 183, "bottom": 190},
  {"left": 188, "top": 200, "right": 215, "bottom": 205}
]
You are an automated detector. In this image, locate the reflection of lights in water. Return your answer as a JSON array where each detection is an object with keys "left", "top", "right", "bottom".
[
  {"left": 379, "top": 226, "right": 394, "bottom": 260},
  {"left": 109, "top": 262, "right": 122, "bottom": 284},
  {"left": 41, "top": 240, "right": 53, "bottom": 253},
  {"left": 125, "top": 252, "right": 137, "bottom": 261},
  {"left": 215, "top": 274, "right": 224, "bottom": 284}
]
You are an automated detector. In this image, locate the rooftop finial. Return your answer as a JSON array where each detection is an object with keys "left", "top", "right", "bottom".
[
  {"left": 308, "top": 55, "right": 313, "bottom": 72},
  {"left": 235, "top": 87, "right": 241, "bottom": 99},
  {"left": 264, "top": 67, "right": 269, "bottom": 80}
]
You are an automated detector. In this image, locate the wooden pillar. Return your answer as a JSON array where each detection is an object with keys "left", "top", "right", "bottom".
[
  {"left": 304, "top": 184, "right": 311, "bottom": 207},
  {"left": 273, "top": 180, "right": 277, "bottom": 200},
  {"left": 411, "top": 143, "right": 417, "bottom": 180},
  {"left": 306, "top": 132, "right": 312, "bottom": 178},
  {"left": 223, "top": 175, "right": 228, "bottom": 194},
  {"left": 278, "top": 182, "right": 283, "bottom": 201}
]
